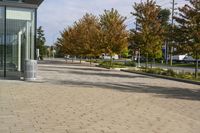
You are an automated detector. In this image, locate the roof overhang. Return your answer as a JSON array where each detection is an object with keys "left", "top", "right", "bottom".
[
  {"left": 23, "top": 0, "right": 44, "bottom": 6},
  {"left": 0, "top": 0, "right": 44, "bottom": 8}
]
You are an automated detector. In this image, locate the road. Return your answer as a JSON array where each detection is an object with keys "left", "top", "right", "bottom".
[
  {"left": 57, "top": 58, "right": 198, "bottom": 73},
  {"left": 0, "top": 59, "right": 200, "bottom": 133}
]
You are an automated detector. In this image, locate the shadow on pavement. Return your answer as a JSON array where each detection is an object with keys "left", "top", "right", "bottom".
[
  {"left": 39, "top": 60, "right": 96, "bottom": 66},
  {"left": 67, "top": 70, "right": 149, "bottom": 79},
  {"left": 39, "top": 66, "right": 109, "bottom": 72},
  {"left": 52, "top": 80, "right": 200, "bottom": 101},
  {"left": 40, "top": 65, "right": 149, "bottom": 79},
  {"left": 39, "top": 60, "right": 200, "bottom": 101}
]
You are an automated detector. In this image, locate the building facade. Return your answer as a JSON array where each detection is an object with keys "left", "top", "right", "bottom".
[{"left": 0, "top": 0, "right": 43, "bottom": 78}]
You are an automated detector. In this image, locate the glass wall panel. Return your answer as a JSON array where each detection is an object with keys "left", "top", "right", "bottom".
[
  {"left": 6, "top": 7, "right": 35, "bottom": 78},
  {"left": 0, "top": 7, "right": 4, "bottom": 77}
]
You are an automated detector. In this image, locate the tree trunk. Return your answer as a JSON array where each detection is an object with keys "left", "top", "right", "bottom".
[
  {"left": 145, "top": 54, "right": 149, "bottom": 69},
  {"left": 153, "top": 58, "right": 156, "bottom": 68},
  {"left": 195, "top": 55, "right": 199, "bottom": 79},
  {"left": 80, "top": 56, "right": 82, "bottom": 64},
  {"left": 110, "top": 56, "right": 113, "bottom": 68},
  {"left": 150, "top": 59, "right": 153, "bottom": 69},
  {"left": 90, "top": 57, "right": 92, "bottom": 66},
  {"left": 138, "top": 49, "right": 141, "bottom": 67},
  {"left": 170, "top": 46, "right": 173, "bottom": 66},
  {"left": 72, "top": 56, "right": 74, "bottom": 63}
]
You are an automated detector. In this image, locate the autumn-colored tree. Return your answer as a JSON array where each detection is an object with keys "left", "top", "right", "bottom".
[
  {"left": 57, "top": 9, "right": 128, "bottom": 67},
  {"left": 131, "top": 0, "right": 165, "bottom": 68},
  {"left": 100, "top": 8, "right": 128, "bottom": 65},
  {"left": 56, "top": 13, "right": 102, "bottom": 64},
  {"left": 76, "top": 13, "right": 102, "bottom": 63},
  {"left": 174, "top": 0, "right": 200, "bottom": 79},
  {"left": 56, "top": 26, "right": 79, "bottom": 62}
]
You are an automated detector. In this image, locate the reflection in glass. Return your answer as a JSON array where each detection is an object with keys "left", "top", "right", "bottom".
[
  {"left": 6, "top": 7, "right": 35, "bottom": 77},
  {"left": 0, "top": 7, "right": 4, "bottom": 77}
]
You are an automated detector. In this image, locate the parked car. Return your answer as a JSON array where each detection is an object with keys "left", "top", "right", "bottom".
[
  {"left": 172, "top": 55, "right": 186, "bottom": 61},
  {"left": 183, "top": 56, "right": 196, "bottom": 63},
  {"left": 100, "top": 54, "right": 119, "bottom": 60}
]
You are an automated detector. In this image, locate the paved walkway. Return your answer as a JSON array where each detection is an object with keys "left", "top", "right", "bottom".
[{"left": 0, "top": 60, "right": 200, "bottom": 133}]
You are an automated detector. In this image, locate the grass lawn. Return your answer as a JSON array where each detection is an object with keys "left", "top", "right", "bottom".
[
  {"left": 172, "top": 63, "right": 199, "bottom": 68},
  {"left": 154, "top": 62, "right": 199, "bottom": 68}
]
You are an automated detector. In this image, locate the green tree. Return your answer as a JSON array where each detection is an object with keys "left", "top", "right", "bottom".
[
  {"left": 131, "top": 0, "right": 164, "bottom": 68},
  {"left": 158, "top": 9, "right": 171, "bottom": 27},
  {"left": 121, "top": 48, "right": 129, "bottom": 58},
  {"left": 174, "top": 0, "right": 200, "bottom": 79},
  {"left": 100, "top": 8, "right": 128, "bottom": 66},
  {"left": 158, "top": 9, "right": 171, "bottom": 64},
  {"left": 36, "top": 26, "right": 46, "bottom": 60}
]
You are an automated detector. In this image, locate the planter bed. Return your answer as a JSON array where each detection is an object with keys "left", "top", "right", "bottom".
[{"left": 121, "top": 69, "right": 200, "bottom": 86}]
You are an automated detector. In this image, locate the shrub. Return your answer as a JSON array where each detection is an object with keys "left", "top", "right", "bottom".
[
  {"left": 125, "top": 61, "right": 136, "bottom": 67},
  {"left": 99, "top": 61, "right": 125, "bottom": 68},
  {"left": 162, "top": 69, "right": 176, "bottom": 77},
  {"left": 145, "top": 68, "right": 164, "bottom": 74},
  {"left": 113, "top": 62, "right": 124, "bottom": 66},
  {"left": 85, "top": 60, "right": 102, "bottom": 63},
  {"left": 130, "top": 66, "right": 200, "bottom": 81},
  {"left": 139, "top": 66, "right": 148, "bottom": 70}
]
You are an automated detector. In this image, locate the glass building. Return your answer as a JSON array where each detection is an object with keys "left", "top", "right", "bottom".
[{"left": 0, "top": 0, "right": 43, "bottom": 79}]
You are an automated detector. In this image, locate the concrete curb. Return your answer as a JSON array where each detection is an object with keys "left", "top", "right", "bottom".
[{"left": 121, "top": 70, "right": 200, "bottom": 86}]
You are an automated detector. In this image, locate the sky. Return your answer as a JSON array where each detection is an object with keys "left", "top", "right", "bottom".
[{"left": 37, "top": 0, "right": 188, "bottom": 45}]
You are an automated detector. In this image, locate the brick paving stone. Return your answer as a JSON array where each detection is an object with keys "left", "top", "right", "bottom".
[{"left": 0, "top": 60, "right": 200, "bottom": 133}]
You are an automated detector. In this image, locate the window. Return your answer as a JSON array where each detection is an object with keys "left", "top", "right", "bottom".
[
  {"left": 0, "top": 7, "right": 4, "bottom": 77},
  {"left": 5, "top": 7, "right": 35, "bottom": 77}
]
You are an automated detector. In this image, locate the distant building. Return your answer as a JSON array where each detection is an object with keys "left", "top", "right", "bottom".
[{"left": 0, "top": 0, "right": 43, "bottom": 78}]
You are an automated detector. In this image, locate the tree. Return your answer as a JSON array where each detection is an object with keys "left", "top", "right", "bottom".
[
  {"left": 76, "top": 13, "right": 102, "bottom": 63},
  {"left": 100, "top": 8, "right": 128, "bottom": 65},
  {"left": 174, "top": 0, "right": 200, "bottom": 79},
  {"left": 158, "top": 9, "right": 171, "bottom": 27},
  {"left": 131, "top": 0, "right": 165, "bottom": 68},
  {"left": 121, "top": 48, "right": 129, "bottom": 58},
  {"left": 56, "top": 13, "right": 102, "bottom": 64},
  {"left": 158, "top": 9, "right": 171, "bottom": 64},
  {"left": 56, "top": 26, "right": 79, "bottom": 62},
  {"left": 36, "top": 26, "right": 46, "bottom": 60}
]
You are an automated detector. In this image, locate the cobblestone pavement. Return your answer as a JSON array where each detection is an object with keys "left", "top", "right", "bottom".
[{"left": 0, "top": 60, "right": 200, "bottom": 133}]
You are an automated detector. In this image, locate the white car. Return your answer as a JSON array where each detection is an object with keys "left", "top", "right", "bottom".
[
  {"left": 172, "top": 55, "right": 186, "bottom": 61},
  {"left": 101, "top": 54, "right": 119, "bottom": 60},
  {"left": 183, "top": 56, "right": 195, "bottom": 62}
]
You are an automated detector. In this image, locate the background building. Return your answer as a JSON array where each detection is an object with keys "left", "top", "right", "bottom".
[{"left": 0, "top": 0, "right": 43, "bottom": 78}]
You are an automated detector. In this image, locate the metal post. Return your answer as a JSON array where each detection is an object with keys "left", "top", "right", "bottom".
[
  {"left": 195, "top": 59, "right": 198, "bottom": 79},
  {"left": 4, "top": 6, "right": 6, "bottom": 78},
  {"left": 26, "top": 21, "right": 30, "bottom": 60},
  {"left": 165, "top": 41, "right": 168, "bottom": 64},
  {"left": 170, "top": 0, "right": 175, "bottom": 66},
  {"left": 34, "top": 8, "right": 37, "bottom": 60},
  {"left": 18, "top": 31, "right": 22, "bottom": 71}
]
